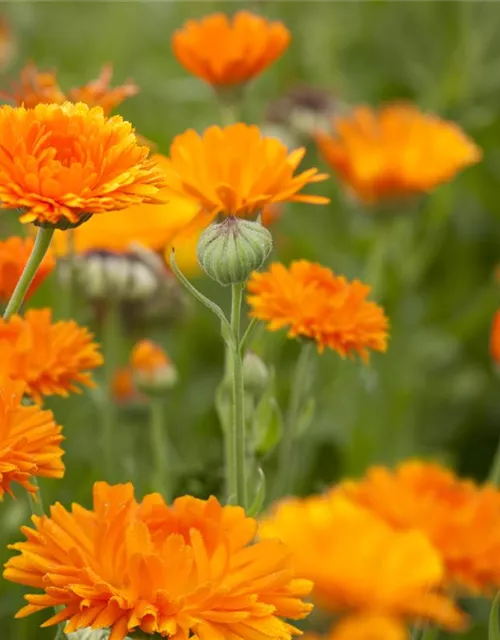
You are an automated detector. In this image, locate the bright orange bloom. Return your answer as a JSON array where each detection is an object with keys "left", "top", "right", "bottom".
[
  {"left": 111, "top": 367, "right": 136, "bottom": 404},
  {"left": 67, "top": 64, "right": 138, "bottom": 115},
  {"left": 339, "top": 460, "right": 500, "bottom": 594},
  {"left": 260, "top": 494, "right": 465, "bottom": 631},
  {"left": 131, "top": 339, "right": 169, "bottom": 374},
  {"left": 316, "top": 103, "right": 481, "bottom": 203},
  {"left": 4, "top": 482, "right": 313, "bottom": 639},
  {"left": 0, "top": 308, "right": 103, "bottom": 403},
  {"left": 0, "top": 236, "right": 55, "bottom": 302},
  {"left": 0, "top": 102, "right": 165, "bottom": 227},
  {"left": 0, "top": 372, "right": 64, "bottom": 499},
  {"left": 162, "top": 123, "right": 329, "bottom": 233},
  {"left": 172, "top": 12, "right": 290, "bottom": 87},
  {"left": 247, "top": 260, "right": 389, "bottom": 360},
  {"left": 491, "top": 311, "right": 500, "bottom": 363},
  {"left": 330, "top": 615, "right": 408, "bottom": 640}
]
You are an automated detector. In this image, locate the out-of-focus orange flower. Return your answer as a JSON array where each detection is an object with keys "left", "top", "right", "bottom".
[
  {"left": 0, "top": 308, "right": 103, "bottom": 403},
  {"left": 316, "top": 103, "right": 481, "bottom": 203},
  {"left": 172, "top": 12, "right": 290, "bottom": 87},
  {"left": 260, "top": 494, "right": 465, "bottom": 631},
  {"left": 331, "top": 615, "right": 408, "bottom": 640},
  {"left": 4, "top": 482, "right": 313, "bottom": 639},
  {"left": 0, "top": 371, "right": 64, "bottom": 499},
  {"left": 339, "top": 460, "right": 500, "bottom": 594},
  {"left": 0, "top": 17, "right": 16, "bottom": 71},
  {"left": 0, "top": 102, "right": 165, "bottom": 228},
  {"left": 491, "top": 311, "right": 500, "bottom": 363},
  {"left": 0, "top": 236, "right": 55, "bottom": 303},
  {"left": 162, "top": 123, "right": 329, "bottom": 233},
  {"left": 247, "top": 260, "right": 389, "bottom": 360},
  {"left": 131, "top": 339, "right": 169, "bottom": 374},
  {"left": 111, "top": 366, "right": 136, "bottom": 404},
  {"left": 66, "top": 64, "right": 138, "bottom": 115}
]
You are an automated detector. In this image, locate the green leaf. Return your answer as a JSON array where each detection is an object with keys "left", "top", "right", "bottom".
[
  {"left": 489, "top": 591, "right": 500, "bottom": 639},
  {"left": 248, "top": 468, "right": 266, "bottom": 517},
  {"left": 253, "top": 395, "right": 283, "bottom": 455},
  {"left": 295, "top": 397, "right": 316, "bottom": 439}
]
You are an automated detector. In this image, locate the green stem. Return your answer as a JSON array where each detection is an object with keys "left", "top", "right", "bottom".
[
  {"left": 3, "top": 226, "right": 54, "bottom": 319},
  {"left": 274, "top": 342, "right": 315, "bottom": 498},
  {"left": 240, "top": 317, "right": 260, "bottom": 355},
  {"left": 63, "top": 228, "right": 76, "bottom": 318},
  {"left": 489, "top": 443, "right": 500, "bottom": 486},
  {"left": 149, "top": 398, "right": 172, "bottom": 501},
  {"left": 26, "top": 477, "right": 45, "bottom": 518},
  {"left": 102, "top": 302, "right": 120, "bottom": 482},
  {"left": 412, "top": 626, "right": 439, "bottom": 640},
  {"left": 229, "top": 283, "right": 248, "bottom": 509}
]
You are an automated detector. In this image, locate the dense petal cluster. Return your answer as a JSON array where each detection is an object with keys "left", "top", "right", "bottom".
[
  {"left": 0, "top": 236, "right": 55, "bottom": 302},
  {"left": 4, "top": 482, "right": 313, "bottom": 640},
  {"left": 316, "top": 103, "right": 481, "bottom": 203},
  {"left": 247, "top": 260, "right": 389, "bottom": 360},
  {"left": 0, "top": 372, "right": 64, "bottom": 498},
  {"left": 172, "top": 12, "right": 290, "bottom": 87},
  {"left": 338, "top": 460, "right": 500, "bottom": 594},
  {"left": 162, "top": 123, "right": 329, "bottom": 232},
  {"left": 260, "top": 494, "right": 465, "bottom": 631},
  {"left": 0, "top": 308, "right": 103, "bottom": 403},
  {"left": 0, "top": 102, "right": 165, "bottom": 226}
]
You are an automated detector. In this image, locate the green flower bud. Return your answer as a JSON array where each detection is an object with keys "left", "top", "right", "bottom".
[
  {"left": 242, "top": 351, "right": 269, "bottom": 395},
  {"left": 197, "top": 217, "right": 272, "bottom": 286}
]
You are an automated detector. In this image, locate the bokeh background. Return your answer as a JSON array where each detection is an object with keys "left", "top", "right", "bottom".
[{"left": 1, "top": 1, "right": 500, "bottom": 638}]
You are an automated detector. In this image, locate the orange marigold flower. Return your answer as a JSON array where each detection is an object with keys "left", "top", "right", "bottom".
[
  {"left": 172, "top": 12, "right": 290, "bottom": 87},
  {"left": 316, "top": 103, "right": 481, "bottom": 203},
  {"left": 131, "top": 339, "right": 169, "bottom": 374},
  {"left": 0, "top": 372, "right": 64, "bottom": 499},
  {"left": 0, "top": 62, "right": 65, "bottom": 109},
  {"left": 247, "top": 260, "right": 389, "bottom": 360},
  {"left": 67, "top": 64, "right": 139, "bottom": 116},
  {"left": 330, "top": 615, "right": 408, "bottom": 640},
  {"left": 260, "top": 494, "right": 465, "bottom": 631},
  {"left": 490, "top": 311, "right": 500, "bottom": 364},
  {"left": 111, "top": 366, "right": 136, "bottom": 404},
  {"left": 0, "top": 308, "right": 103, "bottom": 403},
  {"left": 0, "top": 17, "right": 16, "bottom": 71},
  {"left": 0, "top": 102, "right": 165, "bottom": 228},
  {"left": 339, "top": 461, "right": 500, "bottom": 594},
  {"left": 0, "top": 236, "right": 55, "bottom": 302},
  {"left": 4, "top": 482, "right": 313, "bottom": 639},
  {"left": 162, "top": 123, "right": 329, "bottom": 232}
]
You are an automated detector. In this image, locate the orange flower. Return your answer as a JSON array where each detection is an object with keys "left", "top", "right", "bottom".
[
  {"left": 0, "top": 308, "right": 103, "bottom": 403},
  {"left": 260, "top": 494, "right": 465, "bottom": 631},
  {"left": 0, "top": 236, "right": 55, "bottom": 302},
  {"left": 330, "top": 615, "right": 408, "bottom": 640},
  {"left": 0, "top": 62, "right": 65, "bottom": 109},
  {"left": 247, "top": 260, "right": 389, "bottom": 360},
  {"left": 0, "top": 17, "right": 16, "bottom": 71},
  {"left": 0, "top": 102, "right": 165, "bottom": 228},
  {"left": 162, "top": 123, "right": 329, "bottom": 233},
  {"left": 66, "top": 64, "right": 138, "bottom": 115},
  {"left": 131, "top": 339, "right": 169, "bottom": 374},
  {"left": 0, "top": 372, "right": 64, "bottom": 498},
  {"left": 172, "top": 12, "right": 290, "bottom": 87},
  {"left": 316, "top": 103, "right": 481, "bottom": 203},
  {"left": 4, "top": 482, "right": 313, "bottom": 639},
  {"left": 339, "top": 460, "right": 500, "bottom": 594},
  {"left": 111, "top": 366, "right": 136, "bottom": 404},
  {"left": 491, "top": 311, "right": 500, "bottom": 363}
]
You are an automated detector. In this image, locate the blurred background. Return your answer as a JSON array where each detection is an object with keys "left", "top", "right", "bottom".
[{"left": 1, "top": 1, "right": 500, "bottom": 638}]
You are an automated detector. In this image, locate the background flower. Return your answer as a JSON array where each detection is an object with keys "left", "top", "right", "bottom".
[{"left": 0, "top": 236, "right": 55, "bottom": 302}]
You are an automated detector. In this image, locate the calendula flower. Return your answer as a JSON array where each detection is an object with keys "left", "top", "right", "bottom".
[
  {"left": 247, "top": 260, "right": 389, "bottom": 360},
  {"left": 0, "top": 102, "right": 165, "bottom": 228},
  {"left": 491, "top": 311, "right": 500, "bottom": 364},
  {"left": 4, "top": 482, "right": 313, "bottom": 639},
  {"left": 0, "top": 308, "right": 103, "bottom": 403},
  {"left": 331, "top": 615, "right": 408, "bottom": 640},
  {"left": 0, "top": 17, "right": 16, "bottom": 70},
  {"left": 316, "top": 103, "right": 481, "bottom": 203},
  {"left": 131, "top": 340, "right": 177, "bottom": 393},
  {"left": 339, "top": 460, "right": 500, "bottom": 594},
  {"left": 111, "top": 367, "right": 136, "bottom": 404},
  {"left": 172, "top": 12, "right": 290, "bottom": 87},
  {"left": 162, "top": 123, "right": 329, "bottom": 233},
  {"left": 260, "top": 494, "right": 465, "bottom": 631},
  {"left": 0, "top": 371, "right": 64, "bottom": 498},
  {"left": 67, "top": 64, "right": 138, "bottom": 115},
  {"left": 0, "top": 236, "right": 55, "bottom": 302}
]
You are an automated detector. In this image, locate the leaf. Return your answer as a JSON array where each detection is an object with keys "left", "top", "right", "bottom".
[
  {"left": 295, "top": 397, "right": 316, "bottom": 439},
  {"left": 253, "top": 394, "right": 283, "bottom": 455},
  {"left": 248, "top": 468, "right": 266, "bottom": 517},
  {"left": 489, "top": 591, "right": 500, "bottom": 639}
]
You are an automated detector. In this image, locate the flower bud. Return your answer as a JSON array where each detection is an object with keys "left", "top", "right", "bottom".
[
  {"left": 131, "top": 339, "right": 178, "bottom": 396},
  {"left": 242, "top": 351, "right": 269, "bottom": 395},
  {"left": 197, "top": 217, "right": 272, "bottom": 286}
]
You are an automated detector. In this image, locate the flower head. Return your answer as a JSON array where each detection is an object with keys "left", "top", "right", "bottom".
[
  {"left": 0, "top": 371, "right": 64, "bottom": 498},
  {"left": 247, "top": 260, "right": 389, "bottom": 360},
  {"left": 330, "top": 615, "right": 408, "bottom": 640},
  {"left": 0, "top": 102, "right": 165, "bottom": 228},
  {"left": 260, "top": 494, "right": 465, "bottom": 631},
  {"left": 339, "top": 460, "right": 500, "bottom": 594},
  {"left": 490, "top": 311, "right": 500, "bottom": 364},
  {"left": 4, "top": 482, "right": 313, "bottom": 639},
  {"left": 0, "top": 308, "right": 103, "bottom": 403},
  {"left": 162, "top": 123, "right": 329, "bottom": 232},
  {"left": 316, "top": 103, "right": 481, "bottom": 203},
  {"left": 67, "top": 64, "right": 138, "bottom": 115},
  {"left": 0, "top": 236, "right": 55, "bottom": 302},
  {"left": 111, "top": 366, "right": 137, "bottom": 404},
  {"left": 131, "top": 340, "right": 177, "bottom": 393},
  {"left": 172, "top": 12, "right": 290, "bottom": 87}
]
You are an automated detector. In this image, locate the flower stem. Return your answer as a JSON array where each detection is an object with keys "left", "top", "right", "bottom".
[
  {"left": 3, "top": 226, "right": 54, "bottom": 320},
  {"left": 63, "top": 228, "right": 77, "bottom": 318},
  {"left": 26, "top": 478, "right": 45, "bottom": 518},
  {"left": 101, "top": 301, "right": 120, "bottom": 482},
  {"left": 274, "top": 341, "right": 315, "bottom": 499},
  {"left": 489, "top": 443, "right": 500, "bottom": 486},
  {"left": 149, "top": 398, "right": 172, "bottom": 501}
]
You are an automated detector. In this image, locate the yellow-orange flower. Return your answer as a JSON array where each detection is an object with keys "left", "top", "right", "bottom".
[
  {"left": 338, "top": 460, "right": 500, "bottom": 594},
  {"left": 491, "top": 311, "right": 500, "bottom": 363},
  {"left": 260, "top": 494, "right": 465, "bottom": 631},
  {"left": 330, "top": 615, "right": 408, "bottom": 640},
  {"left": 0, "top": 372, "right": 64, "bottom": 498},
  {"left": 162, "top": 123, "right": 329, "bottom": 232},
  {"left": 0, "top": 18, "right": 16, "bottom": 71},
  {"left": 0, "top": 308, "right": 103, "bottom": 403},
  {"left": 247, "top": 260, "right": 389, "bottom": 360},
  {"left": 0, "top": 102, "right": 165, "bottom": 227},
  {"left": 111, "top": 366, "right": 136, "bottom": 404},
  {"left": 4, "top": 482, "right": 313, "bottom": 639},
  {"left": 172, "top": 12, "right": 290, "bottom": 87},
  {"left": 131, "top": 339, "right": 169, "bottom": 374},
  {"left": 0, "top": 236, "right": 55, "bottom": 302},
  {"left": 316, "top": 103, "right": 481, "bottom": 203},
  {"left": 67, "top": 64, "right": 138, "bottom": 115}
]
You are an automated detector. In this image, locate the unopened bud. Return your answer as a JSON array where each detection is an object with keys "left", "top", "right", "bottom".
[{"left": 242, "top": 351, "right": 269, "bottom": 395}]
